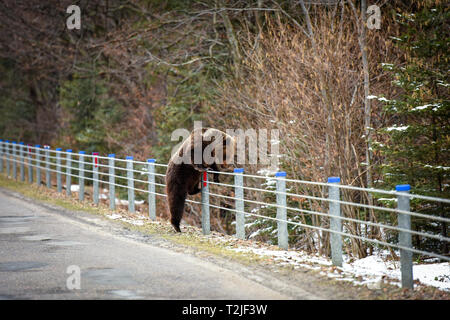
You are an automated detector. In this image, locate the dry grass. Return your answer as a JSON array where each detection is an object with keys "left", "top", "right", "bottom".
[{"left": 208, "top": 6, "right": 403, "bottom": 258}]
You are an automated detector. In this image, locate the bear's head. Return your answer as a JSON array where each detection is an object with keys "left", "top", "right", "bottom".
[{"left": 202, "top": 128, "right": 236, "bottom": 170}]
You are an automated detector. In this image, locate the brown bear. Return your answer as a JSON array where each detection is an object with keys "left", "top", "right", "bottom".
[{"left": 165, "top": 128, "right": 236, "bottom": 232}]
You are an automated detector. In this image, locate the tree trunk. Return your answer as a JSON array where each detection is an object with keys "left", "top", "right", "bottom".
[
  {"left": 298, "top": 0, "right": 333, "bottom": 180},
  {"left": 360, "top": 0, "right": 372, "bottom": 191},
  {"left": 219, "top": 3, "right": 241, "bottom": 78}
]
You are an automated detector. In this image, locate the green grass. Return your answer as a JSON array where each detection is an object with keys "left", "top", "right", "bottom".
[{"left": 0, "top": 173, "right": 110, "bottom": 215}]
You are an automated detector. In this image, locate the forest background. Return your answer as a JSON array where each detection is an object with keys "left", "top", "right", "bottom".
[{"left": 0, "top": 0, "right": 448, "bottom": 259}]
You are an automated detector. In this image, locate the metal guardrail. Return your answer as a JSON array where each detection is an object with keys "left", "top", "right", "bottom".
[{"left": 0, "top": 139, "right": 448, "bottom": 289}]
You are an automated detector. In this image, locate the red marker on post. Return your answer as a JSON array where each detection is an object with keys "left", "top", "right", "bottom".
[
  {"left": 203, "top": 171, "right": 207, "bottom": 187},
  {"left": 92, "top": 152, "right": 99, "bottom": 168}
]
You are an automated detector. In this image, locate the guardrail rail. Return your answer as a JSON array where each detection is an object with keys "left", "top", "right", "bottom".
[{"left": 0, "top": 139, "right": 448, "bottom": 289}]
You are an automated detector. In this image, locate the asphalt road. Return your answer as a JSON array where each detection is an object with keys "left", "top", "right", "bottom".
[{"left": 0, "top": 189, "right": 293, "bottom": 300}]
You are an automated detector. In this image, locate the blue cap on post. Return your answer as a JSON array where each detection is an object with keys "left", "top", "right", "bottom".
[
  {"left": 147, "top": 159, "right": 156, "bottom": 163},
  {"left": 328, "top": 177, "right": 341, "bottom": 183},
  {"left": 126, "top": 156, "right": 133, "bottom": 160},
  {"left": 19, "top": 142, "right": 24, "bottom": 145},
  {"left": 12, "top": 141, "right": 17, "bottom": 144},
  {"left": 396, "top": 184, "right": 411, "bottom": 192},
  {"left": 275, "top": 171, "right": 286, "bottom": 177},
  {"left": 234, "top": 168, "right": 244, "bottom": 173},
  {"left": 79, "top": 151, "right": 85, "bottom": 154},
  {"left": 108, "top": 154, "right": 115, "bottom": 158},
  {"left": 56, "top": 148, "right": 62, "bottom": 151},
  {"left": 35, "top": 144, "right": 40, "bottom": 148},
  {"left": 66, "top": 149, "right": 72, "bottom": 152}
]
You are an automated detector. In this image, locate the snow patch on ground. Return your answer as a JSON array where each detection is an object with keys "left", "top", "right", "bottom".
[
  {"left": 106, "top": 213, "right": 145, "bottom": 226},
  {"left": 232, "top": 247, "right": 331, "bottom": 271},
  {"left": 120, "top": 218, "right": 145, "bottom": 226},
  {"left": 107, "top": 213, "right": 122, "bottom": 220},
  {"left": 414, "top": 263, "right": 450, "bottom": 290},
  {"left": 114, "top": 199, "right": 145, "bottom": 206},
  {"left": 102, "top": 211, "right": 449, "bottom": 292},
  {"left": 229, "top": 246, "right": 449, "bottom": 291}
]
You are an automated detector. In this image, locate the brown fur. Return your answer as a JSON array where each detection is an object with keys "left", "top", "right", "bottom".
[{"left": 165, "top": 128, "right": 236, "bottom": 232}]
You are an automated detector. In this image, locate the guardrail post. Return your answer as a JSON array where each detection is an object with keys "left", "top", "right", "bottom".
[
  {"left": 78, "top": 151, "right": 85, "bottom": 201},
  {"left": 328, "top": 176, "right": 343, "bottom": 267},
  {"left": 201, "top": 172, "right": 210, "bottom": 235},
  {"left": 108, "top": 154, "right": 115, "bottom": 210},
  {"left": 126, "top": 156, "right": 135, "bottom": 213},
  {"left": 35, "top": 145, "right": 41, "bottom": 186},
  {"left": 1, "top": 140, "right": 5, "bottom": 174},
  {"left": 93, "top": 152, "right": 99, "bottom": 205},
  {"left": 5, "top": 141, "right": 10, "bottom": 176},
  {"left": 19, "top": 142, "right": 25, "bottom": 181},
  {"left": 276, "top": 171, "right": 288, "bottom": 250},
  {"left": 234, "top": 168, "right": 245, "bottom": 239},
  {"left": 45, "top": 146, "right": 51, "bottom": 188},
  {"left": 147, "top": 159, "right": 156, "bottom": 220},
  {"left": 396, "top": 184, "right": 413, "bottom": 289},
  {"left": 6, "top": 141, "right": 11, "bottom": 177},
  {"left": 12, "top": 141, "right": 17, "bottom": 180},
  {"left": 28, "top": 144, "right": 34, "bottom": 184},
  {"left": 66, "top": 149, "right": 72, "bottom": 196},
  {"left": 0, "top": 139, "right": 3, "bottom": 173},
  {"left": 56, "top": 148, "right": 62, "bottom": 192}
]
